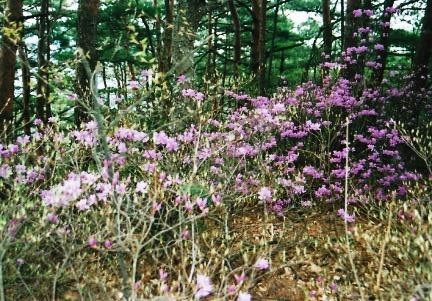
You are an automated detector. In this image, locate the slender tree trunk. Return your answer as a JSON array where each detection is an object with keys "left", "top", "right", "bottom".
[
  {"left": 279, "top": 50, "right": 285, "bottom": 75},
  {"left": 140, "top": 16, "right": 156, "bottom": 57},
  {"left": 205, "top": 9, "right": 214, "bottom": 84},
  {"left": 124, "top": 22, "right": 137, "bottom": 82},
  {"left": 340, "top": 0, "right": 345, "bottom": 50},
  {"left": 372, "top": 0, "right": 395, "bottom": 85},
  {"left": 114, "top": 64, "right": 122, "bottom": 98},
  {"left": 413, "top": 0, "right": 432, "bottom": 91},
  {"left": 45, "top": 0, "right": 52, "bottom": 120},
  {"left": 160, "top": 0, "right": 174, "bottom": 73},
  {"left": 362, "top": 0, "right": 372, "bottom": 25},
  {"left": 259, "top": 0, "right": 267, "bottom": 94},
  {"left": 102, "top": 63, "right": 109, "bottom": 101},
  {"left": 153, "top": 0, "right": 161, "bottom": 62},
  {"left": 267, "top": 0, "right": 281, "bottom": 85},
  {"left": 251, "top": 0, "right": 267, "bottom": 94},
  {"left": 222, "top": 28, "right": 229, "bottom": 88},
  {"left": 122, "top": 62, "right": 128, "bottom": 101},
  {"left": 322, "top": 0, "right": 332, "bottom": 61},
  {"left": 0, "top": 0, "right": 23, "bottom": 136},
  {"left": 356, "top": 0, "right": 372, "bottom": 78},
  {"left": 211, "top": 16, "right": 218, "bottom": 77},
  {"left": 251, "top": 1, "right": 260, "bottom": 76},
  {"left": 228, "top": 0, "right": 241, "bottom": 77},
  {"left": 343, "top": 0, "right": 361, "bottom": 81},
  {"left": 158, "top": 0, "right": 174, "bottom": 120},
  {"left": 128, "top": 60, "right": 136, "bottom": 81},
  {"left": 403, "top": 0, "right": 432, "bottom": 127},
  {"left": 172, "top": 0, "right": 207, "bottom": 76},
  {"left": 75, "top": 0, "right": 100, "bottom": 126},
  {"left": 19, "top": 43, "right": 31, "bottom": 135},
  {"left": 37, "top": 0, "right": 50, "bottom": 122}
]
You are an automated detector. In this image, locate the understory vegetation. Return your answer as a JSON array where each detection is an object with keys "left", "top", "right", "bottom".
[
  {"left": 1, "top": 78, "right": 431, "bottom": 300},
  {"left": 1, "top": 0, "right": 432, "bottom": 300}
]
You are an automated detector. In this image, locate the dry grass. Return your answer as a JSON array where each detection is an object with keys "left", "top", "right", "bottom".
[
  {"left": 8, "top": 199, "right": 431, "bottom": 301},
  {"left": 224, "top": 201, "right": 432, "bottom": 300}
]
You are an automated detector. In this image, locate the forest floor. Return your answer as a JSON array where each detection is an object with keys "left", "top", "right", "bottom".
[
  {"left": 208, "top": 201, "right": 430, "bottom": 300},
  {"left": 58, "top": 200, "right": 430, "bottom": 301}
]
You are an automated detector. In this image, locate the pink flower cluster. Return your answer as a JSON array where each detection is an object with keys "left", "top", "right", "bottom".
[{"left": 182, "top": 88, "right": 205, "bottom": 101}]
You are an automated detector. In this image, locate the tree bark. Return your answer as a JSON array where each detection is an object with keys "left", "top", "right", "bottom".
[
  {"left": 0, "top": 0, "right": 23, "bottom": 136},
  {"left": 19, "top": 43, "right": 31, "bottom": 135},
  {"left": 205, "top": 9, "right": 214, "bottom": 83},
  {"left": 355, "top": 0, "right": 372, "bottom": 78},
  {"left": 251, "top": 0, "right": 267, "bottom": 95},
  {"left": 322, "top": 0, "right": 332, "bottom": 60},
  {"left": 102, "top": 62, "right": 109, "bottom": 101},
  {"left": 37, "top": 0, "right": 50, "bottom": 122},
  {"left": 403, "top": 0, "right": 432, "bottom": 127},
  {"left": 321, "top": 0, "right": 332, "bottom": 80},
  {"left": 259, "top": 0, "right": 267, "bottom": 94},
  {"left": 279, "top": 50, "right": 285, "bottom": 75},
  {"left": 75, "top": 0, "right": 100, "bottom": 126},
  {"left": 228, "top": 0, "right": 241, "bottom": 77},
  {"left": 154, "top": 0, "right": 162, "bottom": 64},
  {"left": 222, "top": 28, "right": 229, "bottom": 88},
  {"left": 413, "top": 0, "right": 432, "bottom": 91},
  {"left": 160, "top": 0, "right": 174, "bottom": 73},
  {"left": 267, "top": 0, "right": 281, "bottom": 84},
  {"left": 140, "top": 15, "right": 156, "bottom": 57},
  {"left": 172, "top": 0, "right": 207, "bottom": 76},
  {"left": 372, "top": 0, "right": 395, "bottom": 85},
  {"left": 343, "top": 0, "right": 361, "bottom": 81},
  {"left": 340, "top": 0, "right": 345, "bottom": 50},
  {"left": 128, "top": 61, "right": 136, "bottom": 80},
  {"left": 251, "top": 1, "right": 260, "bottom": 76}
]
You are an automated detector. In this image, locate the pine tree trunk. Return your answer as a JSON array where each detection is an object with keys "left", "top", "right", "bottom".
[
  {"left": 405, "top": 0, "right": 432, "bottom": 127},
  {"left": 160, "top": 0, "right": 174, "bottom": 73},
  {"left": 340, "top": 0, "right": 345, "bottom": 50},
  {"left": 172, "top": 0, "right": 206, "bottom": 76},
  {"left": 413, "top": 0, "right": 432, "bottom": 91},
  {"left": 0, "top": 0, "right": 23, "bottom": 136},
  {"left": 279, "top": 50, "right": 285, "bottom": 75},
  {"left": 102, "top": 63, "right": 109, "bottom": 101},
  {"left": 140, "top": 16, "right": 156, "bottom": 57},
  {"left": 114, "top": 64, "right": 122, "bottom": 100},
  {"left": 19, "top": 43, "right": 31, "bottom": 135},
  {"left": 372, "top": 0, "right": 395, "bottom": 85},
  {"left": 321, "top": 0, "right": 332, "bottom": 80},
  {"left": 37, "top": 0, "right": 50, "bottom": 122},
  {"left": 128, "top": 61, "right": 136, "bottom": 81},
  {"left": 251, "top": 0, "right": 267, "bottom": 95},
  {"left": 205, "top": 9, "right": 214, "bottom": 83},
  {"left": 356, "top": 0, "right": 372, "bottom": 78},
  {"left": 75, "top": 0, "right": 100, "bottom": 126},
  {"left": 267, "top": 0, "right": 281, "bottom": 85},
  {"left": 343, "top": 0, "right": 361, "bottom": 81},
  {"left": 222, "top": 28, "right": 229, "bottom": 88},
  {"left": 321, "top": 0, "right": 332, "bottom": 60},
  {"left": 228, "top": 0, "right": 241, "bottom": 77},
  {"left": 251, "top": 1, "right": 260, "bottom": 76},
  {"left": 154, "top": 0, "right": 162, "bottom": 63}
]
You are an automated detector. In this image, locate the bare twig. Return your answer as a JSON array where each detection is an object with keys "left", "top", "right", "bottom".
[
  {"left": 375, "top": 201, "right": 393, "bottom": 292},
  {"left": 344, "top": 117, "right": 365, "bottom": 300}
]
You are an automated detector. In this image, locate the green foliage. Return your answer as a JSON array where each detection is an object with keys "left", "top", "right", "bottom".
[{"left": 390, "top": 29, "right": 418, "bottom": 51}]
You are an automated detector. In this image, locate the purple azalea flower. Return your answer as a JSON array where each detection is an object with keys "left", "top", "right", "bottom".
[
  {"left": 237, "top": 292, "right": 252, "bottom": 301},
  {"left": 254, "top": 257, "right": 270, "bottom": 270},
  {"left": 195, "top": 274, "right": 213, "bottom": 299}
]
